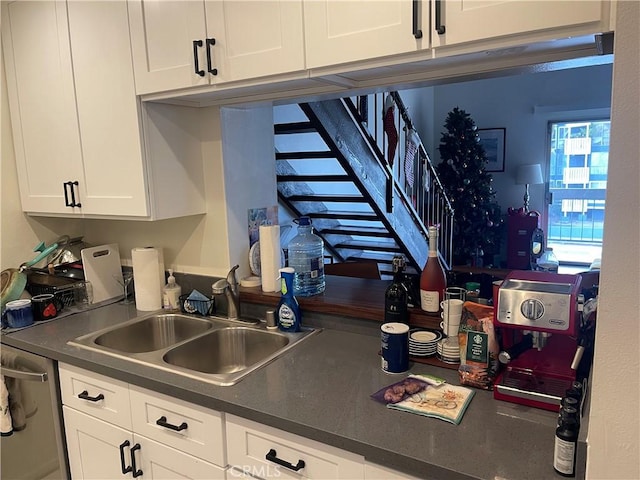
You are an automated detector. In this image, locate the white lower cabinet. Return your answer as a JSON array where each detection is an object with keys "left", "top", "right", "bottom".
[
  {"left": 59, "top": 364, "right": 226, "bottom": 479},
  {"left": 364, "top": 461, "right": 421, "bottom": 480},
  {"left": 60, "top": 364, "right": 419, "bottom": 480},
  {"left": 226, "top": 414, "right": 364, "bottom": 479}
]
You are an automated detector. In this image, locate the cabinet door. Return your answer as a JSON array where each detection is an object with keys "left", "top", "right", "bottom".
[
  {"left": 128, "top": 0, "right": 209, "bottom": 95},
  {"left": 63, "top": 407, "right": 134, "bottom": 480},
  {"left": 1, "top": 0, "right": 84, "bottom": 215},
  {"left": 304, "top": 0, "right": 428, "bottom": 69},
  {"left": 129, "top": 384, "right": 226, "bottom": 467},
  {"left": 59, "top": 363, "right": 132, "bottom": 430},
  {"left": 204, "top": 0, "right": 305, "bottom": 83},
  {"left": 432, "top": 0, "right": 607, "bottom": 48},
  {"left": 67, "top": 0, "right": 149, "bottom": 217},
  {"left": 364, "top": 461, "right": 421, "bottom": 479},
  {"left": 133, "top": 434, "right": 226, "bottom": 480},
  {"left": 226, "top": 414, "right": 364, "bottom": 479}
]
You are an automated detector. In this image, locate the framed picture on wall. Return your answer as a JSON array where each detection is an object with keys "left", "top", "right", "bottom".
[{"left": 478, "top": 128, "right": 506, "bottom": 172}]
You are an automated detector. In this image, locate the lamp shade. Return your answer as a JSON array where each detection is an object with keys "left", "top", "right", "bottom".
[{"left": 516, "top": 163, "right": 543, "bottom": 185}]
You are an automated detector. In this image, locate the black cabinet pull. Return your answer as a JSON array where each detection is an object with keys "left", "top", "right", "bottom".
[
  {"left": 119, "top": 440, "right": 133, "bottom": 474},
  {"left": 130, "top": 443, "right": 143, "bottom": 477},
  {"left": 435, "top": 0, "right": 446, "bottom": 34},
  {"left": 206, "top": 38, "right": 218, "bottom": 75},
  {"left": 70, "top": 180, "right": 81, "bottom": 208},
  {"left": 412, "top": 0, "right": 423, "bottom": 38},
  {"left": 77, "top": 390, "right": 104, "bottom": 402},
  {"left": 63, "top": 181, "right": 72, "bottom": 207},
  {"left": 193, "top": 40, "right": 205, "bottom": 76},
  {"left": 265, "top": 448, "right": 305, "bottom": 472},
  {"left": 156, "top": 415, "right": 188, "bottom": 432}
]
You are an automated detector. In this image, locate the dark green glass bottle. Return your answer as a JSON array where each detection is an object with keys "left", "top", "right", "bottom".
[{"left": 384, "top": 256, "right": 409, "bottom": 325}]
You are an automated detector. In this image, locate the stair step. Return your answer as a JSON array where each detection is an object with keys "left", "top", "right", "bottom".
[
  {"left": 335, "top": 240, "right": 402, "bottom": 252},
  {"left": 287, "top": 194, "right": 367, "bottom": 203},
  {"left": 318, "top": 225, "right": 393, "bottom": 237},
  {"left": 274, "top": 121, "right": 316, "bottom": 134},
  {"left": 277, "top": 174, "right": 352, "bottom": 182},
  {"left": 345, "top": 253, "right": 395, "bottom": 264},
  {"left": 276, "top": 151, "right": 334, "bottom": 160},
  {"left": 307, "top": 211, "right": 379, "bottom": 221}
]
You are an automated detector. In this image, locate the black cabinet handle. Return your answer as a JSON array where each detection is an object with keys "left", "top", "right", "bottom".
[
  {"left": 435, "top": 0, "right": 446, "bottom": 34},
  {"left": 63, "top": 181, "right": 72, "bottom": 207},
  {"left": 193, "top": 40, "right": 205, "bottom": 76},
  {"left": 130, "top": 443, "right": 143, "bottom": 477},
  {"left": 412, "top": 0, "right": 423, "bottom": 38},
  {"left": 265, "top": 448, "right": 305, "bottom": 472},
  {"left": 119, "top": 440, "right": 133, "bottom": 474},
  {"left": 206, "top": 38, "right": 218, "bottom": 75},
  {"left": 70, "top": 180, "right": 81, "bottom": 208},
  {"left": 156, "top": 416, "right": 188, "bottom": 432},
  {"left": 77, "top": 390, "right": 104, "bottom": 402}
]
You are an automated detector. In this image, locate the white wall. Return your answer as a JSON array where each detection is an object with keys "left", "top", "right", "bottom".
[{"left": 586, "top": 1, "right": 640, "bottom": 477}]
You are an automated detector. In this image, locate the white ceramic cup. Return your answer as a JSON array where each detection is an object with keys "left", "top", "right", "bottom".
[
  {"left": 440, "top": 298, "right": 464, "bottom": 317},
  {"left": 440, "top": 319, "right": 461, "bottom": 337}
]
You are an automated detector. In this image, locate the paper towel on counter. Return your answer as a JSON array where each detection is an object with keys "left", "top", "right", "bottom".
[
  {"left": 259, "top": 225, "right": 281, "bottom": 293},
  {"left": 131, "top": 247, "right": 164, "bottom": 311}
]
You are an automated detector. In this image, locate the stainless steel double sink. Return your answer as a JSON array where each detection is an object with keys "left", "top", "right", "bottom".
[{"left": 68, "top": 312, "right": 317, "bottom": 386}]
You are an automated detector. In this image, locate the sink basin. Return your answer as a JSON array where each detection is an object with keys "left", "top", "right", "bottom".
[
  {"left": 163, "top": 327, "right": 289, "bottom": 374},
  {"left": 68, "top": 312, "right": 318, "bottom": 386},
  {"left": 93, "top": 314, "right": 213, "bottom": 353}
]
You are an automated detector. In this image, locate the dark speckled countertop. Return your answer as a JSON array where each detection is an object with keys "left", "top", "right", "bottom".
[{"left": 1, "top": 301, "right": 583, "bottom": 480}]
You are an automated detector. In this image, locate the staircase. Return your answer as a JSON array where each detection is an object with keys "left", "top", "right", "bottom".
[{"left": 274, "top": 94, "right": 453, "bottom": 278}]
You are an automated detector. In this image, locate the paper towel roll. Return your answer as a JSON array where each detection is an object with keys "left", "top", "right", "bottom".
[
  {"left": 131, "top": 247, "right": 164, "bottom": 311},
  {"left": 259, "top": 225, "right": 281, "bottom": 293}
]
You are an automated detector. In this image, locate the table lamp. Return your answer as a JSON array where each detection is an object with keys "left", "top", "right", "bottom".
[{"left": 516, "top": 163, "right": 543, "bottom": 212}]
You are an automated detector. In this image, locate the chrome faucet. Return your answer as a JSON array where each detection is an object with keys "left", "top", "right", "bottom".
[{"left": 212, "top": 265, "right": 240, "bottom": 320}]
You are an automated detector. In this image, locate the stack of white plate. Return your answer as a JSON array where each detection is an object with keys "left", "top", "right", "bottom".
[
  {"left": 409, "top": 329, "right": 442, "bottom": 357},
  {"left": 437, "top": 337, "right": 461, "bottom": 364}
]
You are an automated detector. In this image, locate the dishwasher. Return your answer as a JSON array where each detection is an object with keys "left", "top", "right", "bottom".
[{"left": 1, "top": 344, "right": 69, "bottom": 479}]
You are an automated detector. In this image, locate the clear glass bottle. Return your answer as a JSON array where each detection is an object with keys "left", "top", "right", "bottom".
[
  {"left": 420, "top": 225, "right": 447, "bottom": 313},
  {"left": 385, "top": 256, "right": 409, "bottom": 324},
  {"left": 287, "top": 216, "right": 325, "bottom": 297},
  {"left": 537, "top": 247, "right": 559, "bottom": 272}
]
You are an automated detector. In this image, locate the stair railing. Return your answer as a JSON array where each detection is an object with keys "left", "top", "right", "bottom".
[{"left": 349, "top": 92, "right": 454, "bottom": 269}]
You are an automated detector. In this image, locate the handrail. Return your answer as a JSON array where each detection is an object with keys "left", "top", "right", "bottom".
[{"left": 350, "top": 91, "right": 454, "bottom": 269}]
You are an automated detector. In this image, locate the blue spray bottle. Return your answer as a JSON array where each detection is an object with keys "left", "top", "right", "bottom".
[{"left": 277, "top": 267, "right": 302, "bottom": 332}]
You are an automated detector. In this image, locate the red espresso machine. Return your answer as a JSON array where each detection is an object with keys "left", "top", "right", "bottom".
[{"left": 493, "top": 271, "right": 584, "bottom": 411}]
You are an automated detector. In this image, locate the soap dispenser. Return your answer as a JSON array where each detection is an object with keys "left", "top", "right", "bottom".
[{"left": 163, "top": 269, "right": 182, "bottom": 311}]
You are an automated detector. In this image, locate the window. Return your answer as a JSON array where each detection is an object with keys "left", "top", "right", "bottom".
[{"left": 546, "top": 120, "right": 610, "bottom": 266}]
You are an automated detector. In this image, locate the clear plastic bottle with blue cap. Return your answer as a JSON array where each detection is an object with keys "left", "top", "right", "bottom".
[{"left": 287, "top": 216, "right": 325, "bottom": 296}]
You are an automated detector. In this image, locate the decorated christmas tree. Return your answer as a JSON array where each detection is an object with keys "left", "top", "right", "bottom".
[{"left": 436, "top": 107, "right": 503, "bottom": 266}]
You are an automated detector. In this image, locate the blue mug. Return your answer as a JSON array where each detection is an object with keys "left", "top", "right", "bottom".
[{"left": 2, "top": 299, "right": 34, "bottom": 328}]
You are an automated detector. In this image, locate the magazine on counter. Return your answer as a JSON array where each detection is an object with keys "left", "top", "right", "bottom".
[{"left": 371, "top": 374, "right": 474, "bottom": 425}]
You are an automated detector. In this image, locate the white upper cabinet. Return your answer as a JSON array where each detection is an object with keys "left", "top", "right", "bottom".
[
  {"left": 2, "top": 0, "right": 85, "bottom": 215},
  {"left": 66, "top": 0, "right": 148, "bottom": 217},
  {"left": 3, "top": 0, "right": 206, "bottom": 219},
  {"left": 128, "top": 0, "right": 305, "bottom": 95},
  {"left": 431, "top": 0, "right": 611, "bottom": 49},
  {"left": 304, "top": 0, "right": 429, "bottom": 69}
]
